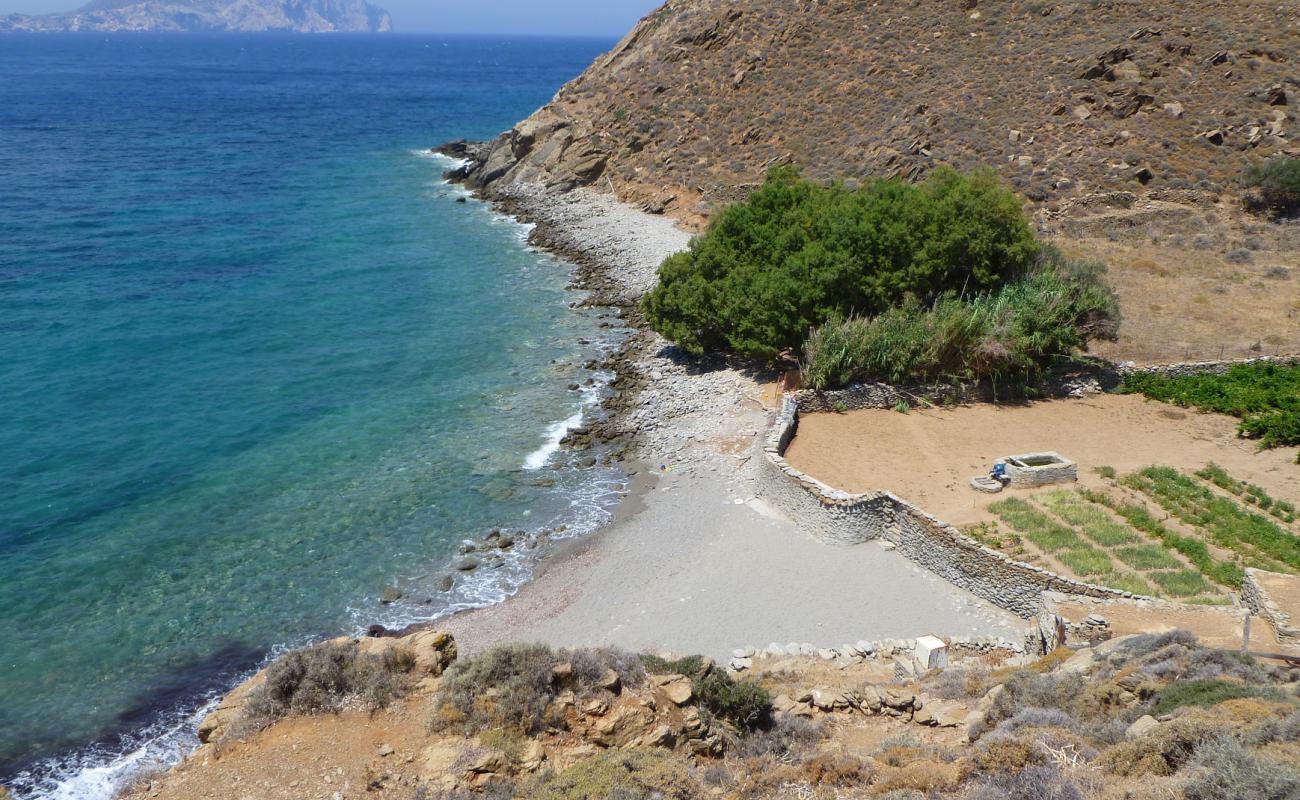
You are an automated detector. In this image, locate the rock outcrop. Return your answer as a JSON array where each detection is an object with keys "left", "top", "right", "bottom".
[{"left": 0, "top": 0, "right": 391, "bottom": 32}]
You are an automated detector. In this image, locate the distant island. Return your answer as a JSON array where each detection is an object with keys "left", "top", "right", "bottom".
[{"left": 0, "top": 0, "right": 391, "bottom": 32}]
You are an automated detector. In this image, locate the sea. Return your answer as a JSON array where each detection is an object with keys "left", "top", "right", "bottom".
[{"left": 0, "top": 33, "right": 622, "bottom": 799}]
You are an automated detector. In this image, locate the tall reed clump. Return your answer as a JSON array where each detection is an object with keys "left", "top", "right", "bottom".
[{"left": 802, "top": 248, "right": 1119, "bottom": 394}]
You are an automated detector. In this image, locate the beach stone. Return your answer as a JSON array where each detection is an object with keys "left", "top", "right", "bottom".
[
  {"left": 818, "top": 648, "right": 839, "bottom": 661},
  {"left": 455, "top": 557, "right": 479, "bottom": 571},
  {"left": 437, "top": 575, "right": 455, "bottom": 592},
  {"left": 729, "top": 657, "right": 752, "bottom": 672},
  {"left": 855, "top": 640, "right": 875, "bottom": 656},
  {"left": 732, "top": 647, "right": 756, "bottom": 659},
  {"left": 496, "top": 535, "right": 515, "bottom": 550},
  {"left": 380, "top": 586, "right": 402, "bottom": 605}
]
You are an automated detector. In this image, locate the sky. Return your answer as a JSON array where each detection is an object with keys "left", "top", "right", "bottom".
[{"left": 2, "top": 0, "right": 664, "bottom": 34}]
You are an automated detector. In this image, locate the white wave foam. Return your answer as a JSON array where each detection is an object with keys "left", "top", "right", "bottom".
[
  {"left": 522, "top": 409, "right": 583, "bottom": 471},
  {"left": 412, "top": 149, "right": 469, "bottom": 170},
  {"left": 9, "top": 696, "right": 219, "bottom": 800}
]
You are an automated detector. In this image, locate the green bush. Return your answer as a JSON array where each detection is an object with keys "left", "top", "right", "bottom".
[
  {"left": 1243, "top": 155, "right": 1300, "bottom": 216},
  {"left": 641, "top": 652, "right": 771, "bottom": 732},
  {"left": 694, "top": 669, "right": 772, "bottom": 732},
  {"left": 642, "top": 165, "right": 1040, "bottom": 360},
  {"left": 1125, "top": 466, "right": 1300, "bottom": 572}
]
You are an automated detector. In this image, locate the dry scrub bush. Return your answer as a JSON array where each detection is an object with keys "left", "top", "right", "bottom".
[
  {"left": 1183, "top": 735, "right": 1300, "bottom": 800},
  {"left": 432, "top": 643, "right": 645, "bottom": 735},
  {"left": 1095, "top": 712, "right": 1225, "bottom": 777},
  {"left": 730, "top": 714, "right": 823, "bottom": 759},
  {"left": 239, "top": 640, "right": 414, "bottom": 733},
  {"left": 963, "top": 764, "right": 1085, "bottom": 800}
]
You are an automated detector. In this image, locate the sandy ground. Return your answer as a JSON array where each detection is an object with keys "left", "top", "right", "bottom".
[
  {"left": 444, "top": 453, "right": 1025, "bottom": 660},
  {"left": 783, "top": 393, "right": 1300, "bottom": 527},
  {"left": 1049, "top": 596, "right": 1294, "bottom": 655}
]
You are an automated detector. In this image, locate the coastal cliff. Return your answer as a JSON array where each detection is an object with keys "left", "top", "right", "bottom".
[
  {"left": 448, "top": 0, "right": 1294, "bottom": 229},
  {"left": 0, "top": 0, "right": 391, "bottom": 32}
]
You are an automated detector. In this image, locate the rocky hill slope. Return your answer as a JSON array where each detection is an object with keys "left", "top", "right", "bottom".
[
  {"left": 0, "top": 0, "right": 390, "bottom": 32},
  {"left": 113, "top": 629, "right": 1300, "bottom": 800},
  {"left": 454, "top": 0, "right": 1293, "bottom": 226},
  {"left": 447, "top": 0, "right": 1299, "bottom": 364}
]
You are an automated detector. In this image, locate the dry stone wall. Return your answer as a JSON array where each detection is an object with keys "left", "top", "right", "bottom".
[
  {"left": 1117, "top": 354, "right": 1300, "bottom": 379},
  {"left": 760, "top": 396, "right": 1140, "bottom": 619},
  {"left": 1242, "top": 568, "right": 1300, "bottom": 646}
]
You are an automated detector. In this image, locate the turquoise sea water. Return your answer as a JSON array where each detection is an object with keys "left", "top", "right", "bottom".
[{"left": 0, "top": 33, "right": 618, "bottom": 797}]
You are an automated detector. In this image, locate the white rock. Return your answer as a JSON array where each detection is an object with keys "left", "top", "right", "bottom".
[{"left": 732, "top": 647, "right": 756, "bottom": 659}]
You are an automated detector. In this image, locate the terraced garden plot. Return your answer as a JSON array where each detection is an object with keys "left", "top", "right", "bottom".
[
  {"left": 985, "top": 486, "right": 1234, "bottom": 603},
  {"left": 1196, "top": 463, "right": 1298, "bottom": 525},
  {"left": 1123, "top": 466, "right": 1300, "bottom": 573}
]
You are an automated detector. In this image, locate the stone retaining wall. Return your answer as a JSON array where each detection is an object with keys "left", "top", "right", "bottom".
[
  {"left": 1242, "top": 568, "right": 1300, "bottom": 646},
  {"left": 1117, "top": 354, "right": 1300, "bottom": 380},
  {"left": 759, "top": 396, "right": 1139, "bottom": 619}
]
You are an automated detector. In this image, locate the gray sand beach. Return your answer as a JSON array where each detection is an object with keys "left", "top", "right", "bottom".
[{"left": 443, "top": 185, "right": 1025, "bottom": 657}]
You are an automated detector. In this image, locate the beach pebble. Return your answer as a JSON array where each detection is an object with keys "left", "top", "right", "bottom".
[
  {"left": 732, "top": 647, "right": 756, "bottom": 659},
  {"left": 455, "top": 557, "right": 479, "bottom": 571}
]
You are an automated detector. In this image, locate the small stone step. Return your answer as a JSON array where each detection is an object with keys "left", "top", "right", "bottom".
[{"left": 970, "top": 475, "right": 1004, "bottom": 493}]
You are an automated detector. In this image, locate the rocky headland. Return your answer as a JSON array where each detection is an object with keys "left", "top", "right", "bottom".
[{"left": 0, "top": 0, "right": 391, "bottom": 32}]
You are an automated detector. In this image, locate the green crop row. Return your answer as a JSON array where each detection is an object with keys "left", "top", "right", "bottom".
[{"left": 1125, "top": 467, "right": 1300, "bottom": 572}]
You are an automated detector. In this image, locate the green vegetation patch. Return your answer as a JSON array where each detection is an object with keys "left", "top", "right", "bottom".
[
  {"left": 1152, "top": 678, "right": 1276, "bottom": 715},
  {"left": 1039, "top": 489, "right": 1138, "bottom": 545},
  {"left": 1079, "top": 488, "right": 1243, "bottom": 588},
  {"left": 1123, "top": 362, "right": 1300, "bottom": 456},
  {"left": 989, "top": 497, "right": 1087, "bottom": 552},
  {"left": 801, "top": 253, "right": 1119, "bottom": 393},
  {"left": 1126, "top": 467, "right": 1300, "bottom": 572},
  {"left": 1114, "top": 544, "right": 1183, "bottom": 571},
  {"left": 642, "top": 166, "right": 1119, "bottom": 396},
  {"left": 644, "top": 166, "right": 1040, "bottom": 360},
  {"left": 1243, "top": 155, "right": 1300, "bottom": 217},
  {"left": 531, "top": 748, "right": 702, "bottom": 800},
  {"left": 1101, "top": 572, "right": 1155, "bottom": 596},
  {"left": 1056, "top": 547, "right": 1116, "bottom": 577},
  {"left": 1148, "top": 570, "right": 1217, "bottom": 597},
  {"left": 1197, "top": 463, "right": 1297, "bottom": 524}
]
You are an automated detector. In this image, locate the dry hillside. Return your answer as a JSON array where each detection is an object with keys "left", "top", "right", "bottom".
[{"left": 448, "top": 0, "right": 1300, "bottom": 363}]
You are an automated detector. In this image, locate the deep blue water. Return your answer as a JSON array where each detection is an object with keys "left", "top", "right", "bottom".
[{"left": 0, "top": 33, "right": 617, "bottom": 798}]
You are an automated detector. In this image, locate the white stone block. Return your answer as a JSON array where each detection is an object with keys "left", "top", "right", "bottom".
[{"left": 914, "top": 635, "right": 949, "bottom": 670}]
